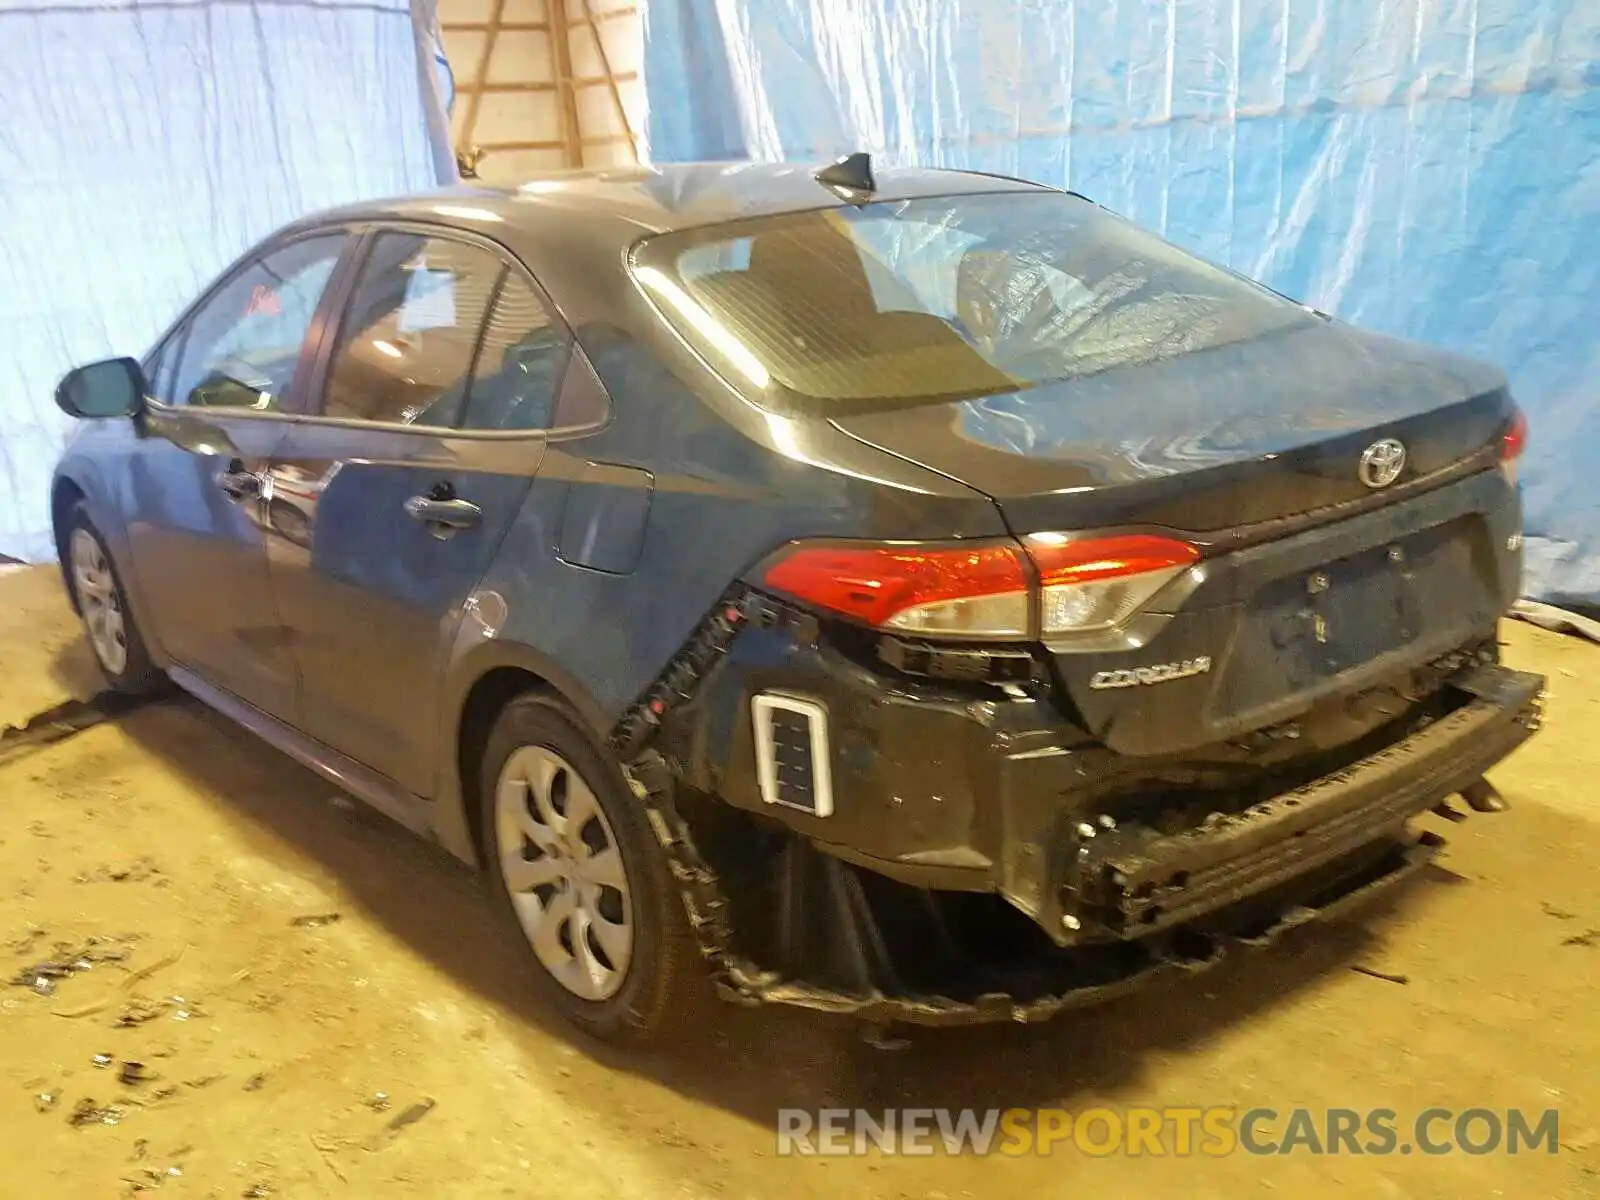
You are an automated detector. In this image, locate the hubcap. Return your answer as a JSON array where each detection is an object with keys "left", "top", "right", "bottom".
[
  {"left": 495, "top": 746, "right": 634, "bottom": 1001},
  {"left": 70, "top": 528, "right": 127, "bottom": 677}
]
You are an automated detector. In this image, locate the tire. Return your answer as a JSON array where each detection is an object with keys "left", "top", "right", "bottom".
[
  {"left": 63, "top": 503, "right": 164, "bottom": 696},
  {"left": 480, "top": 692, "right": 703, "bottom": 1040}
]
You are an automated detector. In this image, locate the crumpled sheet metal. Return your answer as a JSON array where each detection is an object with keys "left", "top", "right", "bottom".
[{"left": 643, "top": 0, "right": 1600, "bottom": 604}]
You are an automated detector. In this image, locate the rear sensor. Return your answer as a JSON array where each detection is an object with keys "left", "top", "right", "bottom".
[{"left": 751, "top": 693, "right": 834, "bottom": 817}]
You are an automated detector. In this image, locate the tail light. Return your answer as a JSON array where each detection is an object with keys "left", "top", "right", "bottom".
[
  {"left": 1500, "top": 408, "right": 1527, "bottom": 486},
  {"left": 759, "top": 534, "right": 1199, "bottom": 641},
  {"left": 1027, "top": 533, "right": 1201, "bottom": 635}
]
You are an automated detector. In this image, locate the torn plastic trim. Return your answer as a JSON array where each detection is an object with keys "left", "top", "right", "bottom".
[{"left": 727, "top": 831, "right": 1442, "bottom": 1026}]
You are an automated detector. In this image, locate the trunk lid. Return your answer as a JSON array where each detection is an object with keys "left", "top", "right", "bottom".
[{"left": 831, "top": 321, "right": 1522, "bottom": 756}]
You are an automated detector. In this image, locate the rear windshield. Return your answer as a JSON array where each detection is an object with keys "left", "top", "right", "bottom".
[{"left": 633, "top": 190, "right": 1314, "bottom": 410}]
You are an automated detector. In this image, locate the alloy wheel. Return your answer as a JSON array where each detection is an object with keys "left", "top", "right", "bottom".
[{"left": 70, "top": 528, "right": 128, "bottom": 677}]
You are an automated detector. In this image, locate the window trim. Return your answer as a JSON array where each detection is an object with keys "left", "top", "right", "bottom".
[
  {"left": 140, "top": 226, "right": 362, "bottom": 422},
  {"left": 294, "top": 219, "right": 606, "bottom": 441}
]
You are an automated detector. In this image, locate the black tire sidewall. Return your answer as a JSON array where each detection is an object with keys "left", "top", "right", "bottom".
[
  {"left": 479, "top": 692, "right": 692, "bottom": 1039},
  {"left": 65, "top": 503, "right": 158, "bottom": 695}
]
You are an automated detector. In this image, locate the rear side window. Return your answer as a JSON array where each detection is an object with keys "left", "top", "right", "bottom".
[
  {"left": 319, "top": 233, "right": 505, "bottom": 427},
  {"left": 167, "top": 235, "right": 345, "bottom": 411},
  {"left": 635, "top": 191, "right": 1313, "bottom": 411},
  {"left": 460, "top": 274, "right": 571, "bottom": 431}
]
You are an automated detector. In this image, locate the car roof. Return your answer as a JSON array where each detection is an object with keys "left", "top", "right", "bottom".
[{"left": 287, "top": 160, "right": 1058, "bottom": 241}]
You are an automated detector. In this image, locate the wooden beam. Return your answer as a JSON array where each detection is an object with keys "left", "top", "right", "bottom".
[
  {"left": 578, "top": 0, "right": 638, "bottom": 162},
  {"left": 456, "top": 0, "right": 507, "bottom": 150},
  {"left": 442, "top": 21, "right": 549, "bottom": 32},
  {"left": 455, "top": 81, "right": 558, "bottom": 94},
  {"left": 548, "top": 0, "right": 584, "bottom": 168},
  {"left": 478, "top": 140, "right": 569, "bottom": 152}
]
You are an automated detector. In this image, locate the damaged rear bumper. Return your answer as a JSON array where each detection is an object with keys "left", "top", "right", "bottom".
[
  {"left": 621, "top": 589, "right": 1544, "bottom": 1026},
  {"left": 722, "top": 828, "right": 1446, "bottom": 1027},
  {"left": 1063, "top": 664, "right": 1544, "bottom": 940}
]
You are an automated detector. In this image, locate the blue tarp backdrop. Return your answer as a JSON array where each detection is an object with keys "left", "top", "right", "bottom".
[
  {"left": 0, "top": 0, "right": 451, "bottom": 562},
  {"left": 644, "top": 0, "right": 1600, "bottom": 607}
]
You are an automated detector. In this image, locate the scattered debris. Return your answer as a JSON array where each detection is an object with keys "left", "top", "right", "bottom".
[
  {"left": 119, "top": 1061, "right": 151, "bottom": 1086},
  {"left": 132, "top": 1139, "right": 149, "bottom": 1160},
  {"left": 35, "top": 1090, "right": 58, "bottom": 1113},
  {"left": 361, "top": 1096, "right": 437, "bottom": 1151},
  {"left": 243, "top": 1073, "right": 268, "bottom": 1092},
  {"left": 1561, "top": 928, "right": 1600, "bottom": 948},
  {"left": 1542, "top": 902, "right": 1578, "bottom": 920},
  {"left": 53, "top": 943, "right": 188, "bottom": 1020},
  {"left": 366, "top": 1091, "right": 391, "bottom": 1112},
  {"left": 654, "top": 1123, "right": 699, "bottom": 1149},
  {"left": 93, "top": 1052, "right": 115, "bottom": 1069},
  {"left": 289, "top": 913, "right": 342, "bottom": 929},
  {"left": 8, "top": 926, "right": 47, "bottom": 955},
  {"left": 116, "top": 997, "right": 168, "bottom": 1027},
  {"left": 69, "top": 1097, "right": 127, "bottom": 1127},
  {"left": 387, "top": 1097, "right": 436, "bottom": 1133},
  {"left": 242, "top": 1184, "right": 272, "bottom": 1198},
  {"left": 74, "top": 857, "right": 163, "bottom": 885},
  {"left": 1351, "top": 965, "right": 1410, "bottom": 985},
  {"left": 310, "top": 1133, "right": 348, "bottom": 1182},
  {"left": 121, "top": 1165, "right": 184, "bottom": 1193}
]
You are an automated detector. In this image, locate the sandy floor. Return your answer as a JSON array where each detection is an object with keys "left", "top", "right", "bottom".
[{"left": 2, "top": 565, "right": 1597, "bottom": 1199}]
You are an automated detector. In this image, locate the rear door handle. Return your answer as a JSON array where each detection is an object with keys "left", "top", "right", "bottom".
[
  {"left": 217, "top": 461, "right": 261, "bottom": 501},
  {"left": 404, "top": 494, "right": 482, "bottom": 531}
]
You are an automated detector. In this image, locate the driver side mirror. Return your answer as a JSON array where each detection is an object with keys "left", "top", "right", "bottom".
[{"left": 55, "top": 357, "right": 148, "bottom": 420}]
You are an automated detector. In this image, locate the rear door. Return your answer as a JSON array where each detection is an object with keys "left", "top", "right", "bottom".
[
  {"left": 261, "top": 226, "right": 575, "bottom": 796},
  {"left": 124, "top": 231, "right": 353, "bottom": 720}
]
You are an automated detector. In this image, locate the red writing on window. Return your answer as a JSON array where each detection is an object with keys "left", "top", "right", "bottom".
[{"left": 245, "top": 284, "right": 283, "bottom": 318}]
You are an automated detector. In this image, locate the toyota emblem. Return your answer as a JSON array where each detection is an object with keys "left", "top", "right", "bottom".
[{"left": 1358, "top": 438, "right": 1407, "bottom": 489}]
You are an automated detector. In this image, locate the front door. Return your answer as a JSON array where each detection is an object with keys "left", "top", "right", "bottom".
[
  {"left": 124, "top": 232, "right": 350, "bottom": 719},
  {"left": 262, "top": 229, "right": 572, "bottom": 796}
]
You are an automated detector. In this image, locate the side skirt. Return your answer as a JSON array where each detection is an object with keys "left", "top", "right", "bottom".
[{"left": 169, "top": 666, "right": 435, "bottom": 842}]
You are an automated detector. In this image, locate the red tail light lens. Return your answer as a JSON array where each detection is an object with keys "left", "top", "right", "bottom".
[
  {"left": 1026, "top": 534, "right": 1200, "bottom": 635},
  {"left": 760, "top": 542, "right": 1031, "bottom": 639},
  {"left": 1501, "top": 409, "right": 1528, "bottom": 461},
  {"left": 1500, "top": 409, "right": 1527, "bottom": 486},
  {"left": 760, "top": 533, "right": 1201, "bottom": 640}
]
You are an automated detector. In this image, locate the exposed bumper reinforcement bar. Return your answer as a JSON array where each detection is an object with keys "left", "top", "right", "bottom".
[{"left": 1064, "top": 665, "right": 1544, "bottom": 938}]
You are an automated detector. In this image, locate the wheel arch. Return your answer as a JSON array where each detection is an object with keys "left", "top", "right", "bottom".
[{"left": 433, "top": 639, "right": 617, "bottom": 870}]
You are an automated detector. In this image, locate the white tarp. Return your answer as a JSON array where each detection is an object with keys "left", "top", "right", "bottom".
[{"left": 0, "top": 0, "right": 450, "bottom": 561}]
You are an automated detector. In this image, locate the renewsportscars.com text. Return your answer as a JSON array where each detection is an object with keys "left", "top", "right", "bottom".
[{"left": 775, "top": 1107, "right": 1561, "bottom": 1157}]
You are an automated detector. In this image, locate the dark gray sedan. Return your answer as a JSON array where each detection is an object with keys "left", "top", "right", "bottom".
[{"left": 50, "top": 159, "right": 1542, "bottom": 1039}]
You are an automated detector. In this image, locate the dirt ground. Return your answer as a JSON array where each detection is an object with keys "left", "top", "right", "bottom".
[{"left": 2, "top": 564, "right": 1597, "bottom": 1199}]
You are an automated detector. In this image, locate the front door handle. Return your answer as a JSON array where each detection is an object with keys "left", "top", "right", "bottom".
[
  {"left": 217, "top": 461, "right": 261, "bottom": 501},
  {"left": 404, "top": 494, "right": 482, "bottom": 531}
]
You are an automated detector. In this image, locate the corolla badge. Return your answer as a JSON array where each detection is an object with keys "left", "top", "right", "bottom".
[
  {"left": 1089, "top": 656, "right": 1212, "bottom": 690},
  {"left": 1358, "top": 438, "right": 1407, "bottom": 489}
]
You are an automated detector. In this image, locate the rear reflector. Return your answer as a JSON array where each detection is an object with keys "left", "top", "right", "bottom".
[{"left": 759, "top": 533, "right": 1199, "bottom": 640}]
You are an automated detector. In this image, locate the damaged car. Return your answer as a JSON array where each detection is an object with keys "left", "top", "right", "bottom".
[{"left": 49, "top": 156, "right": 1544, "bottom": 1039}]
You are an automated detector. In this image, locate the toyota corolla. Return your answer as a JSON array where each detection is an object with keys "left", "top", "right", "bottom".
[{"left": 49, "top": 157, "right": 1543, "bottom": 1039}]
